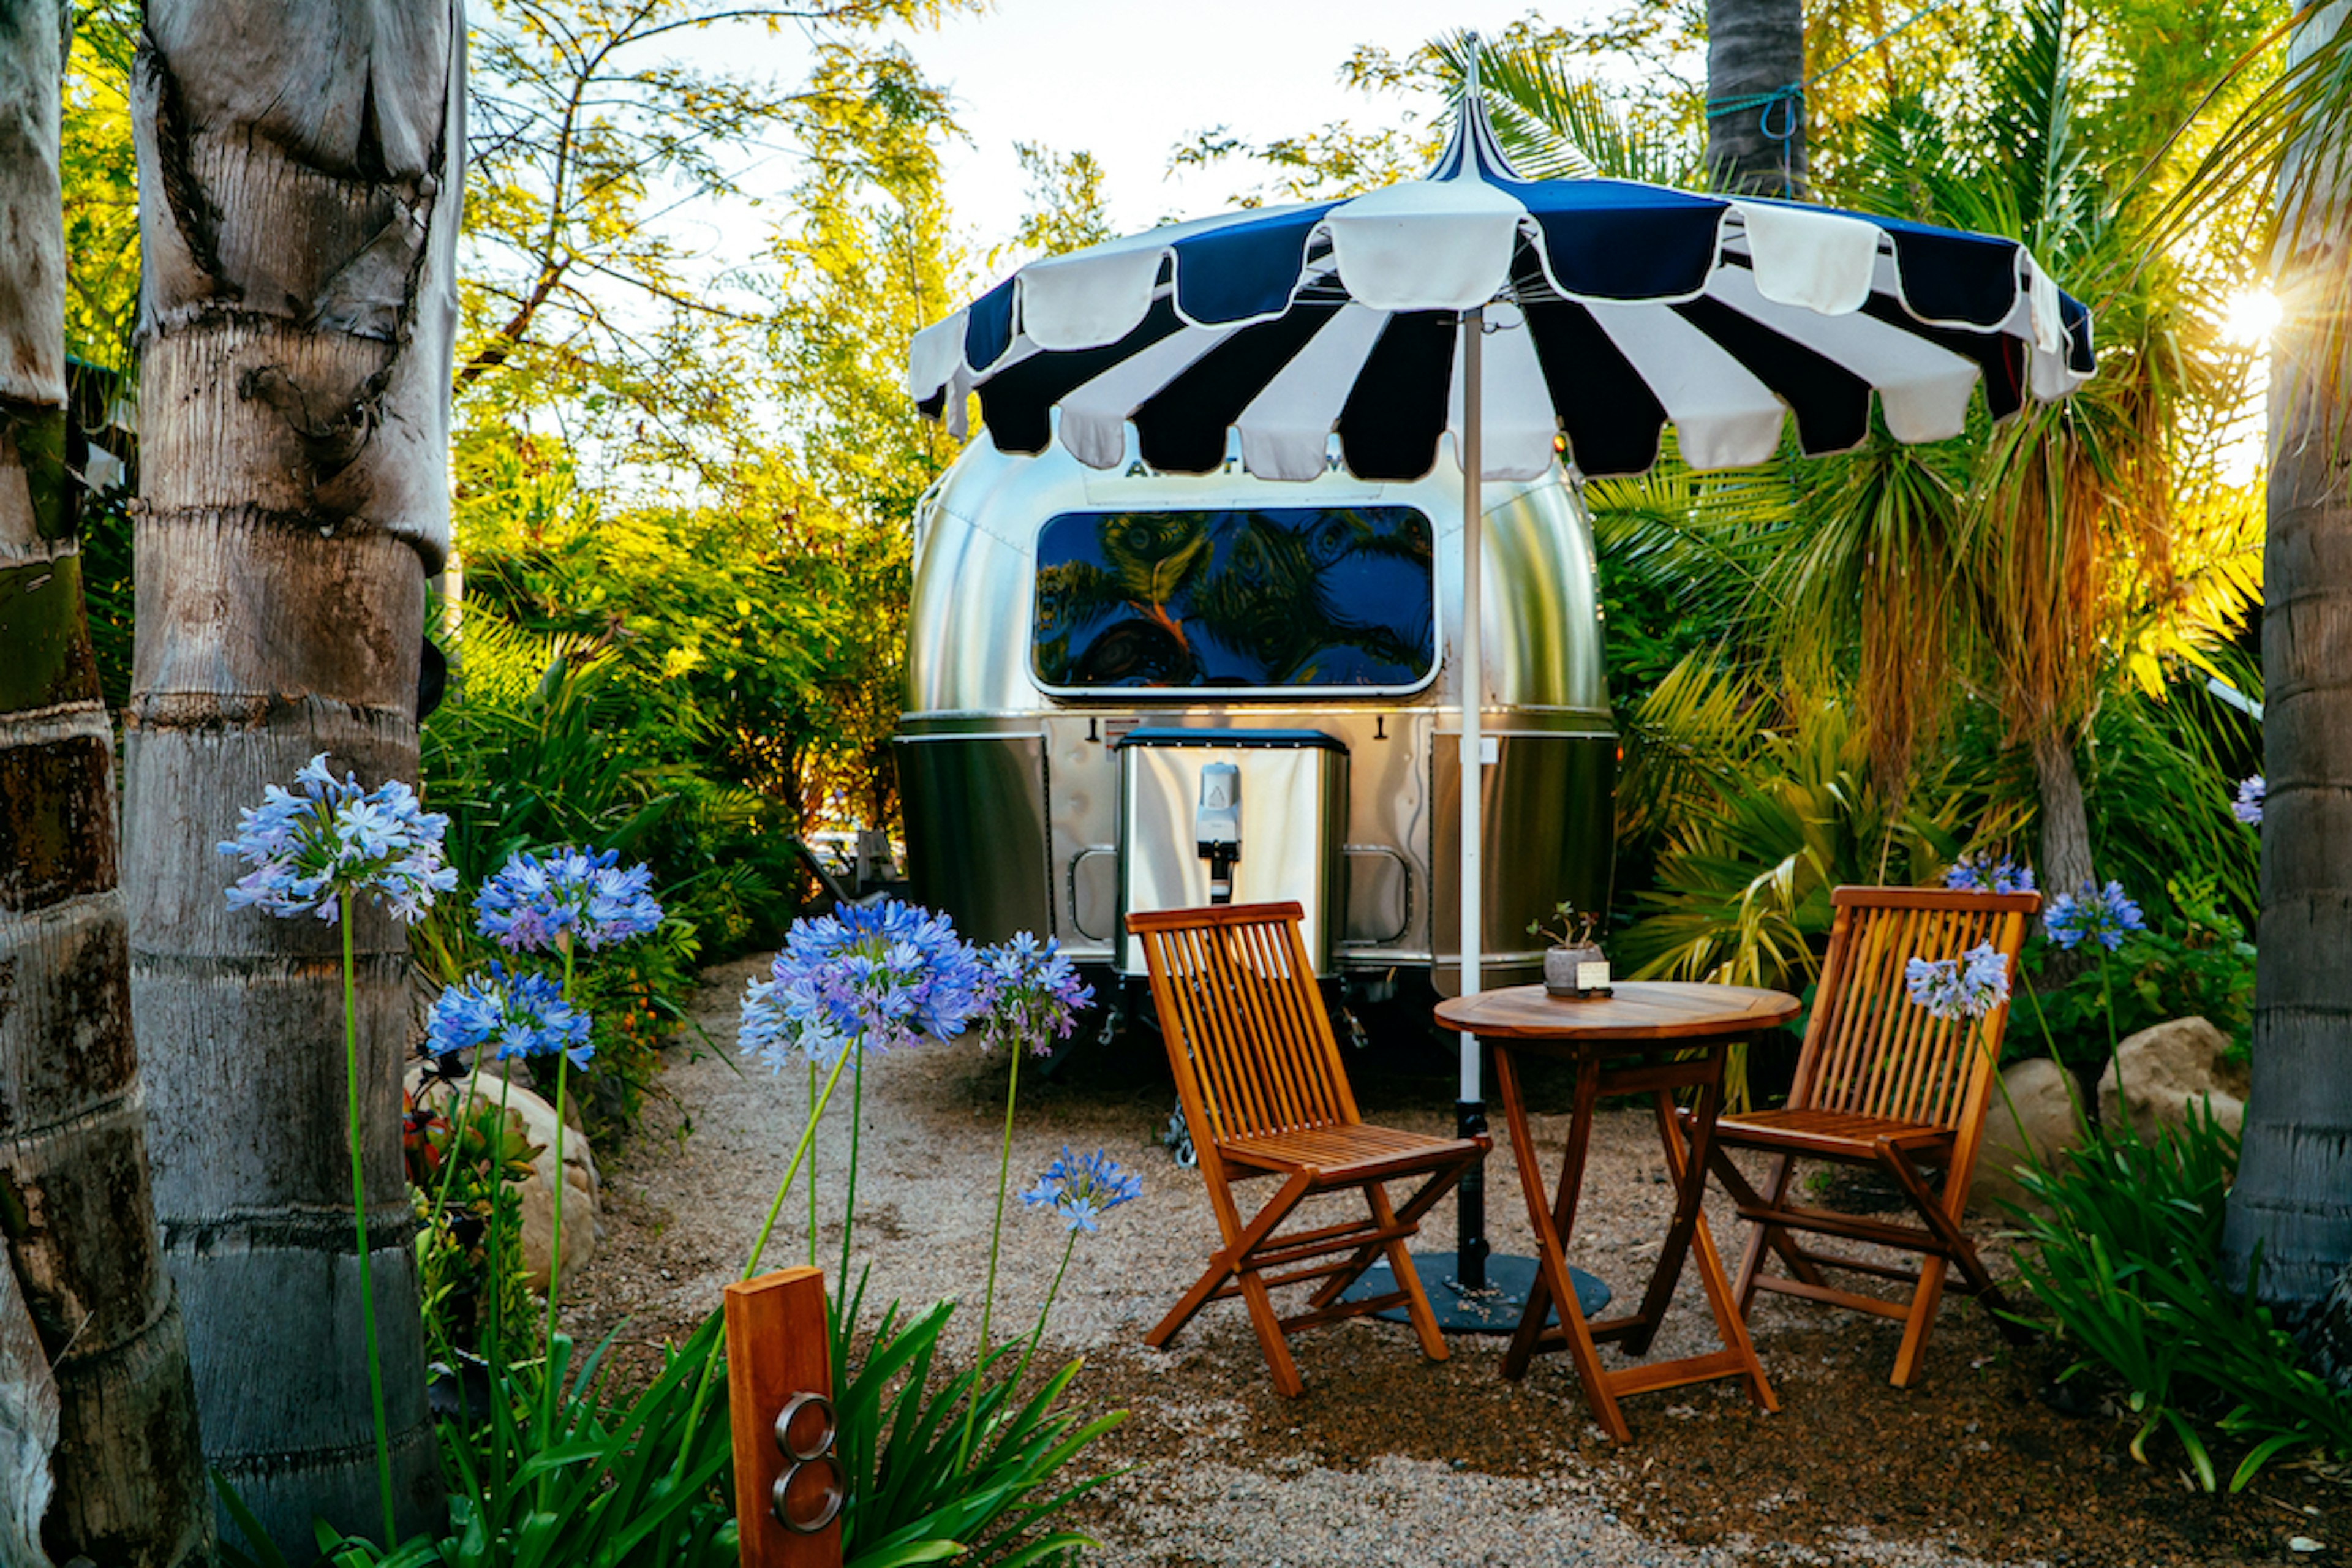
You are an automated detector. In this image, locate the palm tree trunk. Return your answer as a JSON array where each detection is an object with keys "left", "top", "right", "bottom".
[
  {"left": 2221, "top": 1, "right": 2352, "bottom": 1316},
  {"left": 2031, "top": 728, "right": 2097, "bottom": 899},
  {"left": 126, "top": 2, "right": 466, "bottom": 1550},
  {"left": 1706, "top": 0, "right": 1807, "bottom": 198},
  {"left": 0, "top": 5, "right": 212, "bottom": 1564}
]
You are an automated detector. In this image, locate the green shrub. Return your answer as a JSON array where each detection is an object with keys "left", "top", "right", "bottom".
[
  {"left": 418, "top": 627, "right": 801, "bottom": 1140},
  {"left": 2012, "top": 876, "right": 2255, "bottom": 1073},
  {"left": 407, "top": 1090, "right": 540, "bottom": 1367},
  {"left": 223, "top": 1319, "right": 739, "bottom": 1568},
  {"left": 831, "top": 1273, "right": 1124, "bottom": 1568},
  {"left": 2009, "top": 1106, "right": 2352, "bottom": 1490}
]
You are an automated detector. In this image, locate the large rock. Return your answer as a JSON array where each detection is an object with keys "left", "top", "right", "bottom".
[
  {"left": 409, "top": 1068, "right": 600, "bottom": 1295},
  {"left": 1969, "top": 1057, "right": 2086, "bottom": 1217},
  {"left": 2096, "top": 1017, "right": 2248, "bottom": 1143}
]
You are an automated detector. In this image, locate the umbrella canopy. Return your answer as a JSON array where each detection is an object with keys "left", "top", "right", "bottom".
[{"left": 909, "top": 96, "right": 2094, "bottom": 485}]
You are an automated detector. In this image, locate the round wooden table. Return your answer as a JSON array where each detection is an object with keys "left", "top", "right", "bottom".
[{"left": 1436, "top": 980, "right": 1800, "bottom": 1441}]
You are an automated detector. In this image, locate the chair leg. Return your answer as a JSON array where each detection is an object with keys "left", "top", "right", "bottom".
[
  {"left": 1708, "top": 1148, "right": 1825, "bottom": 1310},
  {"left": 1163, "top": 1170, "right": 1314, "bottom": 1389},
  {"left": 1304, "top": 1155, "right": 1475, "bottom": 1312},
  {"left": 1876, "top": 1144, "right": 2035, "bottom": 1354},
  {"left": 1148, "top": 1255, "right": 1235, "bottom": 1350},
  {"left": 1891, "top": 1255, "right": 1950, "bottom": 1388},
  {"left": 1238, "top": 1269, "right": 1306, "bottom": 1397},
  {"left": 1367, "top": 1183, "right": 1449, "bottom": 1362}
]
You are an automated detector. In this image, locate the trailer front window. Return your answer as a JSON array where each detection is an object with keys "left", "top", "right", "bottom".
[{"left": 1031, "top": 506, "right": 1436, "bottom": 691}]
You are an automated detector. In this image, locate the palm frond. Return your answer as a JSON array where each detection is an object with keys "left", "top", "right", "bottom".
[{"left": 1615, "top": 652, "right": 1774, "bottom": 845}]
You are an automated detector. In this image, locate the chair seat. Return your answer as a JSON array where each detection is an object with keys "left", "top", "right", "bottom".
[
  {"left": 1714, "top": 1107, "right": 1956, "bottom": 1162},
  {"left": 1221, "top": 1122, "right": 1483, "bottom": 1182}
]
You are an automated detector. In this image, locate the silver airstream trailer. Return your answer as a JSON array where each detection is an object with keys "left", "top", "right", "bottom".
[{"left": 894, "top": 434, "right": 1615, "bottom": 1031}]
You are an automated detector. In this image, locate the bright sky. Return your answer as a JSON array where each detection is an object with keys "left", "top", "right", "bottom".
[{"left": 895, "top": 1, "right": 1610, "bottom": 253}]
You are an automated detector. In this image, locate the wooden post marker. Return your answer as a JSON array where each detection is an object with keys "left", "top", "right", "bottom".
[{"left": 724, "top": 1266, "right": 843, "bottom": 1568}]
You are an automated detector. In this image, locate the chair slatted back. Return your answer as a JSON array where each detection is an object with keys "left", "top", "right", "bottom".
[
  {"left": 1129, "top": 902, "right": 1359, "bottom": 1148},
  {"left": 1792, "top": 887, "right": 2039, "bottom": 1136}
]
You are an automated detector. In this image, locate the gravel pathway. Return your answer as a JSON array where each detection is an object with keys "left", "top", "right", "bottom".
[{"left": 566, "top": 959, "right": 2332, "bottom": 1568}]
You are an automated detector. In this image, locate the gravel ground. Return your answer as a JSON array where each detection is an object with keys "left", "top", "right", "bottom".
[{"left": 567, "top": 959, "right": 2344, "bottom": 1567}]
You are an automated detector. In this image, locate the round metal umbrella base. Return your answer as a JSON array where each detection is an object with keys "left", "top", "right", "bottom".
[{"left": 1338, "top": 1251, "right": 1610, "bottom": 1335}]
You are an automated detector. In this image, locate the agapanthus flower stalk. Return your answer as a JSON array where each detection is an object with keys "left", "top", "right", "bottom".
[
  {"left": 959, "top": 931, "right": 1095, "bottom": 1474},
  {"left": 221, "top": 757, "right": 451, "bottom": 1544},
  {"left": 218, "top": 752, "right": 456, "bottom": 924},
  {"left": 475, "top": 845, "right": 663, "bottom": 953},
  {"left": 2044, "top": 880, "right": 2147, "bottom": 952},
  {"left": 1943, "top": 853, "right": 2035, "bottom": 897},
  {"left": 1903, "top": 942, "right": 2013, "bottom": 1022}
]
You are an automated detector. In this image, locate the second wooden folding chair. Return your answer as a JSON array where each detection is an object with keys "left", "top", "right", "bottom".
[
  {"left": 1700, "top": 884, "right": 2041, "bottom": 1387},
  {"left": 1131, "top": 901, "right": 1489, "bottom": 1396}
]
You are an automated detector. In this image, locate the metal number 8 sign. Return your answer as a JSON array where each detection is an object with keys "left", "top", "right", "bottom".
[{"left": 770, "top": 1390, "right": 845, "bottom": 1535}]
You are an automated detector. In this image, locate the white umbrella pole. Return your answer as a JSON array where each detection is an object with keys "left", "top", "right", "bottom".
[
  {"left": 1459, "top": 304, "right": 1485, "bottom": 1085},
  {"left": 1457, "top": 303, "right": 1490, "bottom": 1291}
]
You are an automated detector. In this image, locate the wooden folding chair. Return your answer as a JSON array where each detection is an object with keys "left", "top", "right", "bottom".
[
  {"left": 1130, "top": 901, "right": 1490, "bottom": 1396},
  {"left": 1700, "top": 885, "right": 2041, "bottom": 1387}
]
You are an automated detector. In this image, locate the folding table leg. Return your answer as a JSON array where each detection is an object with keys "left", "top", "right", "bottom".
[
  {"left": 1493, "top": 1048, "right": 1630, "bottom": 1442},
  {"left": 1650, "top": 1077, "right": 1776, "bottom": 1412},
  {"left": 1501, "top": 1048, "right": 1599, "bottom": 1379},
  {"left": 1621, "top": 1070, "right": 1723, "bottom": 1355}
]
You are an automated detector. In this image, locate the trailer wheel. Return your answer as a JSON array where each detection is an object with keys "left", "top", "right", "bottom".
[{"left": 1160, "top": 1104, "right": 1197, "bottom": 1169}]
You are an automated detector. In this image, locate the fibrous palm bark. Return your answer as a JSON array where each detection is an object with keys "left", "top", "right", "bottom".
[
  {"left": 0, "top": 3, "right": 211, "bottom": 1564},
  {"left": 2222, "top": 1, "right": 2352, "bottom": 1316},
  {"left": 127, "top": 1, "right": 465, "bottom": 1548},
  {"left": 1706, "top": 0, "right": 1807, "bottom": 198}
]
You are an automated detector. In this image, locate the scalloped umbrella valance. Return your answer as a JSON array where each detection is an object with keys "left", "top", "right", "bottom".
[{"left": 908, "top": 89, "right": 2092, "bottom": 484}]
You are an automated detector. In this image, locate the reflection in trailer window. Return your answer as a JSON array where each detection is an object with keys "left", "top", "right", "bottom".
[{"left": 1031, "top": 507, "right": 1437, "bottom": 690}]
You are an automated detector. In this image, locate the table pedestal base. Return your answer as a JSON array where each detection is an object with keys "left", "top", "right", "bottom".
[{"left": 1338, "top": 1250, "right": 1611, "bottom": 1335}]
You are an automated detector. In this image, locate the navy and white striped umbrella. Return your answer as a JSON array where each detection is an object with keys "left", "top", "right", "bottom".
[{"left": 908, "top": 94, "right": 2094, "bottom": 484}]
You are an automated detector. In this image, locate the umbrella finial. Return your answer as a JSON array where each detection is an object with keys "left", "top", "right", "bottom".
[{"left": 1428, "top": 31, "right": 1527, "bottom": 184}]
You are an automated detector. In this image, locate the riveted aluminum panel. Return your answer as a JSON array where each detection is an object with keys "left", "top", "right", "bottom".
[
  {"left": 1115, "top": 736, "right": 1348, "bottom": 976},
  {"left": 894, "top": 733, "right": 1053, "bottom": 945}
]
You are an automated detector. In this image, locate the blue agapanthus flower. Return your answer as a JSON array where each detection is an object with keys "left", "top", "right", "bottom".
[
  {"left": 425, "top": 962, "right": 595, "bottom": 1068},
  {"left": 219, "top": 753, "right": 457, "bottom": 924},
  {"left": 1943, "top": 853, "right": 2036, "bottom": 897},
  {"left": 475, "top": 846, "right": 664, "bottom": 953},
  {"left": 739, "top": 898, "right": 987, "bottom": 1072},
  {"left": 2234, "top": 775, "right": 2266, "bottom": 826},
  {"left": 2045, "top": 880, "right": 2147, "bottom": 952},
  {"left": 974, "top": 932, "right": 1094, "bottom": 1057},
  {"left": 1904, "top": 942, "right": 2012, "bottom": 1022},
  {"left": 1021, "top": 1147, "right": 1142, "bottom": 1234}
]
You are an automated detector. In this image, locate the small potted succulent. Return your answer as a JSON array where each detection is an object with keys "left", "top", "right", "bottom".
[{"left": 1531, "top": 901, "right": 1612, "bottom": 999}]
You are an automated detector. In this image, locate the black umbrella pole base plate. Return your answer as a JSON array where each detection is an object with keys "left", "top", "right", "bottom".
[{"left": 1337, "top": 1251, "right": 1611, "bottom": 1335}]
